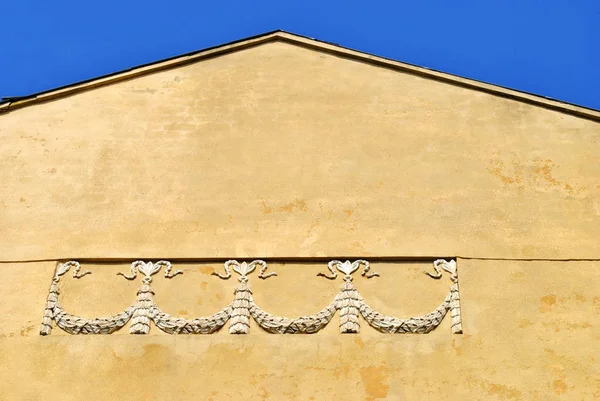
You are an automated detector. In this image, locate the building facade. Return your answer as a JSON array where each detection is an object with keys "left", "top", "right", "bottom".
[{"left": 1, "top": 31, "right": 599, "bottom": 400}]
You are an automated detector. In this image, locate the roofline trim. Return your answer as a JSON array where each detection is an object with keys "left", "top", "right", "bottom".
[{"left": 1, "top": 30, "right": 599, "bottom": 121}]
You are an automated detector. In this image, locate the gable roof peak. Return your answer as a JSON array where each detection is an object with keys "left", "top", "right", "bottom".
[{"left": 1, "top": 30, "right": 599, "bottom": 121}]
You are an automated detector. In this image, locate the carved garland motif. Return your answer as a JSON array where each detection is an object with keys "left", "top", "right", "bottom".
[{"left": 40, "top": 259, "right": 462, "bottom": 335}]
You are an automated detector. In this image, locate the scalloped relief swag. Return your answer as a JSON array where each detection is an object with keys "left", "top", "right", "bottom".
[{"left": 40, "top": 259, "right": 462, "bottom": 335}]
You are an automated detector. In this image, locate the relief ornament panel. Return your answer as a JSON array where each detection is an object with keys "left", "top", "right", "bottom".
[{"left": 40, "top": 259, "right": 462, "bottom": 335}]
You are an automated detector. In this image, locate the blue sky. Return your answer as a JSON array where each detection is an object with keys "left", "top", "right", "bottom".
[{"left": 2, "top": 1, "right": 599, "bottom": 109}]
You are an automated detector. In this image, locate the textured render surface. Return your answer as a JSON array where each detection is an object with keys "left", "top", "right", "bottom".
[
  {"left": 1, "top": 39, "right": 599, "bottom": 400},
  {"left": 0, "top": 41, "right": 600, "bottom": 260},
  {"left": 0, "top": 259, "right": 598, "bottom": 400}
]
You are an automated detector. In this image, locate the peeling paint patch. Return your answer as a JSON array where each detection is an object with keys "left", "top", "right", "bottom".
[
  {"left": 199, "top": 266, "right": 213, "bottom": 274},
  {"left": 258, "top": 385, "right": 270, "bottom": 399},
  {"left": 547, "top": 361, "right": 569, "bottom": 396},
  {"left": 261, "top": 199, "right": 308, "bottom": 214},
  {"left": 487, "top": 157, "right": 584, "bottom": 195},
  {"left": 19, "top": 325, "right": 34, "bottom": 337},
  {"left": 333, "top": 363, "right": 351, "bottom": 379},
  {"left": 518, "top": 319, "right": 532, "bottom": 328},
  {"left": 488, "top": 159, "right": 523, "bottom": 185},
  {"left": 539, "top": 295, "right": 556, "bottom": 312},
  {"left": 532, "top": 159, "right": 561, "bottom": 187},
  {"left": 141, "top": 344, "right": 172, "bottom": 362},
  {"left": 451, "top": 337, "right": 464, "bottom": 355},
  {"left": 487, "top": 382, "right": 522, "bottom": 400},
  {"left": 542, "top": 321, "right": 592, "bottom": 332},
  {"left": 360, "top": 365, "right": 389, "bottom": 401},
  {"left": 552, "top": 379, "right": 567, "bottom": 395}
]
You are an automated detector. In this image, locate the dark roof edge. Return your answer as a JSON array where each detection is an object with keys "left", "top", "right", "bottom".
[
  {"left": 1, "top": 29, "right": 599, "bottom": 122},
  {"left": 0, "top": 29, "right": 284, "bottom": 108},
  {"left": 281, "top": 32, "right": 600, "bottom": 121}
]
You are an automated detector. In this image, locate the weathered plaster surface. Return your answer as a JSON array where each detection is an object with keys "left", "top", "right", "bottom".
[
  {"left": 0, "top": 40, "right": 598, "bottom": 400},
  {"left": 0, "top": 42, "right": 599, "bottom": 260}
]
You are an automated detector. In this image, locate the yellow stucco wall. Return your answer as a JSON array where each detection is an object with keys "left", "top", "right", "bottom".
[
  {"left": 0, "top": 39, "right": 598, "bottom": 400},
  {"left": 1, "top": 41, "right": 599, "bottom": 260}
]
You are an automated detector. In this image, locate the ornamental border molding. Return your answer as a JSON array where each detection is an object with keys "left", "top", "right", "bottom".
[{"left": 40, "top": 259, "right": 462, "bottom": 335}]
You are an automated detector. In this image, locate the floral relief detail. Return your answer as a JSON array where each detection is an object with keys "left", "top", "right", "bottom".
[
  {"left": 40, "top": 259, "right": 462, "bottom": 335},
  {"left": 40, "top": 261, "right": 134, "bottom": 335}
]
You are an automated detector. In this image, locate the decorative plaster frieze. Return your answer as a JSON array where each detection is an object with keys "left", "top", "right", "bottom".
[{"left": 40, "top": 259, "right": 462, "bottom": 335}]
